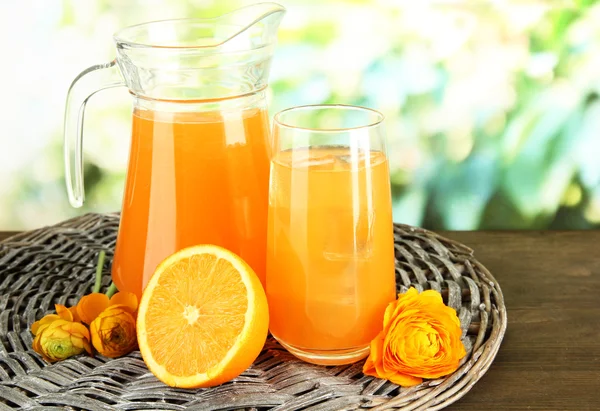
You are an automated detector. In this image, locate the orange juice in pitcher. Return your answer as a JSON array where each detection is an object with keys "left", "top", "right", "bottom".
[
  {"left": 63, "top": 4, "right": 285, "bottom": 297},
  {"left": 113, "top": 106, "right": 271, "bottom": 296}
]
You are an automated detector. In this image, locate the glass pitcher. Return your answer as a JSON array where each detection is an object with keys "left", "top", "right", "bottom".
[{"left": 63, "top": 3, "right": 285, "bottom": 298}]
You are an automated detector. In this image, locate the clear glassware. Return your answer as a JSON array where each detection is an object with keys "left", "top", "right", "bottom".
[
  {"left": 63, "top": 3, "right": 285, "bottom": 298},
  {"left": 266, "top": 104, "right": 396, "bottom": 365}
]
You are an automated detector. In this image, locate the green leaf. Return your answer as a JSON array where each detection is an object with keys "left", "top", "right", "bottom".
[
  {"left": 431, "top": 150, "right": 499, "bottom": 230},
  {"left": 502, "top": 86, "right": 580, "bottom": 217},
  {"left": 392, "top": 187, "right": 427, "bottom": 227},
  {"left": 572, "top": 100, "right": 600, "bottom": 188}
]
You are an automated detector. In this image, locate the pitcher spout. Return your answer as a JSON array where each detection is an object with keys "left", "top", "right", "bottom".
[
  {"left": 112, "top": 3, "right": 286, "bottom": 101},
  {"left": 215, "top": 2, "right": 286, "bottom": 53}
]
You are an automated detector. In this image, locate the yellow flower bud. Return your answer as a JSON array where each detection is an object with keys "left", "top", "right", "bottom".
[
  {"left": 90, "top": 304, "right": 137, "bottom": 358},
  {"left": 32, "top": 319, "right": 92, "bottom": 362}
]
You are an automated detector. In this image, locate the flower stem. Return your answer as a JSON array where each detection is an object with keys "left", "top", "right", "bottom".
[
  {"left": 106, "top": 283, "right": 118, "bottom": 298},
  {"left": 93, "top": 250, "right": 106, "bottom": 294}
]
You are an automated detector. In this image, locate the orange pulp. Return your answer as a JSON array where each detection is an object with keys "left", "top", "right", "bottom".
[{"left": 136, "top": 244, "right": 269, "bottom": 388}]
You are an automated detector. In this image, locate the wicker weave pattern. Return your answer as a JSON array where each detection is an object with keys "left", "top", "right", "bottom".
[{"left": 0, "top": 213, "right": 506, "bottom": 410}]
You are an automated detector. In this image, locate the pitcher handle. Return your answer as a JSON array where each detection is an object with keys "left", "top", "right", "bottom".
[{"left": 64, "top": 60, "right": 124, "bottom": 208}]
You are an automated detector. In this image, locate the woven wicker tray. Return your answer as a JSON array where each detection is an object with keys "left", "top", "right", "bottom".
[{"left": 0, "top": 213, "right": 506, "bottom": 410}]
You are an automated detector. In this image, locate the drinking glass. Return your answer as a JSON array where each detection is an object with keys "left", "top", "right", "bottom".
[{"left": 266, "top": 104, "right": 396, "bottom": 365}]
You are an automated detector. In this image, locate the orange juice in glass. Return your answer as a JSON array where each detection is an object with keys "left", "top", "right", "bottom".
[{"left": 267, "top": 105, "right": 396, "bottom": 365}]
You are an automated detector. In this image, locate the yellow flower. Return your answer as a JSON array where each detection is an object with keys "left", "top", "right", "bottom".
[
  {"left": 32, "top": 318, "right": 92, "bottom": 362},
  {"left": 363, "top": 288, "right": 467, "bottom": 387},
  {"left": 31, "top": 304, "right": 73, "bottom": 335},
  {"left": 31, "top": 293, "right": 139, "bottom": 361},
  {"left": 90, "top": 304, "right": 137, "bottom": 358}
]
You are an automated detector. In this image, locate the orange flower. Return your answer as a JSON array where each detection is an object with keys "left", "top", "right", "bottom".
[
  {"left": 108, "top": 291, "right": 138, "bottom": 312},
  {"left": 363, "top": 288, "right": 466, "bottom": 387},
  {"left": 77, "top": 293, "right": 110, "bottom": 325},
  {"left": 69, "top": 306, "right": 81, "bottom": 322},
  {"left": 32, "top": 314, "right": 92, "bottom": 362},
  {"left": 77, "top": 291, "right": 138, "bottom": 325},
  {"left": 90, "top": 304, "right": 138, "bottom": 358}
]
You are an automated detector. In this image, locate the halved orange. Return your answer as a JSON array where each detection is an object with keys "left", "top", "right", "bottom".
[{"left": 137, "top": 245, "right": 269, "bottom": 388}]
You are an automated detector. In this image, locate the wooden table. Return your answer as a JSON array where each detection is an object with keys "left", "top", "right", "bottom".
[
  {"left": 442, "top": 231, "right": 600, "bottom": 411},
  {"left": 1, "top": 230, "right": 598, "bottom": 410},
  {"left": 0, "top": 232, "right": 18, "bottom": 241}
]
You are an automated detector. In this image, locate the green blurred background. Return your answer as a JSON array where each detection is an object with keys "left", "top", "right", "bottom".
[{"left": 2, "top": 0, "right": 600, "bottom": 231}]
